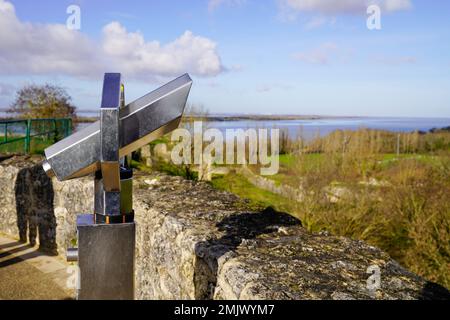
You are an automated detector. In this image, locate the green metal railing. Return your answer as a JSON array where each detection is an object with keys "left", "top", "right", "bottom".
[{"left": 0, "top": 118, "right": 72, "bottom": 154}]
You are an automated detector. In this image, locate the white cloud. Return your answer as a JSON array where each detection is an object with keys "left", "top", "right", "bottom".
[
  {"left": 0, "top": 0, "right": 98, "bottom": 77},
  {"left": 279, "top": 0, "right": 411, "bottom": 28},
  {"left": 292, "top": 42, "right": 339, "bottom": 65},
  {"left": 0, "top": 0, "right": 224, "bottom": 79},
  {"left": 382, "top": 0, "right": 412, "bottom": 12},
  {"left": 101, "top": 22, "right": 224, "bottom": 78},
  {"left": 281, "top": 0, "right": 412, "bottom": 15}
]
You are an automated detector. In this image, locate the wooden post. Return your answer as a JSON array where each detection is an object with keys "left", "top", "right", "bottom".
[{"left": 396, "top": 133, "right": 400, "bottom": 156}]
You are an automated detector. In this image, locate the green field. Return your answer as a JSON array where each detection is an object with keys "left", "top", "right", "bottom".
[
  {"left": 0, "top": 136, "right": 55, "bottom": 155},
  {"left": 150, "top": 128, "right": 450, "bottom": 289}
]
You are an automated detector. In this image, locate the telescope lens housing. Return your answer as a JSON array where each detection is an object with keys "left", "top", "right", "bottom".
[{"left": 42, "top": 160, "right": 55, "bottom": 178}]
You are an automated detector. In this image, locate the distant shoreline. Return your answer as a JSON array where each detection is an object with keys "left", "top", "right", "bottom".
[
  {"left": 74, "top": 114, "right": 450, "bottom": 123},
  {"left": 71, "top": 114, "right": 360, "bottom": 123},
  {"left": 2, "top": 114, "right": 449, "bottom": 124},
  {"left": 182, "top": 114, "right": 364, "bottom": 122}
]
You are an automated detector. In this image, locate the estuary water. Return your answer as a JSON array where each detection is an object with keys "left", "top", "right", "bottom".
[
  {"left": 202, "top": 117, "right": 450, "bottom": 140},
  {"left": 75, "top": 117, "right": 450, "bottom": 140}
]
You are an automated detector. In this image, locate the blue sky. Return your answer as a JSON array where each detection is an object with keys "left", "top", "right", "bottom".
[{"left": 0, "top": 0, "right": 449, "bottom": 117}]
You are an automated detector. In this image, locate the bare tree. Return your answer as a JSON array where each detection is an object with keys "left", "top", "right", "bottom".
[{"left": 8, "top": 84, "right": 76, "bottom": 119}]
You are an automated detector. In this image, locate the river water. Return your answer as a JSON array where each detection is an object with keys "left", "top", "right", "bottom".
[
  {"left": 206, "top": 117, "right": 450, "bottom": 140},
  {"left": 75, "top": 117, "right": 450, "bottom": 140}
]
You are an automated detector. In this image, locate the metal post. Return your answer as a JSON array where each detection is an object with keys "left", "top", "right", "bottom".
[
  {"left": 52, "top": 119, "right": 57, "bottom": 143},
  {"left": 25, "top": 119, "right": 30, "bottom": 154},
  {"left": 76, "top": 214, "right": 135, "bottom": 299},
  {"left": 63, "top": 119, "right": 67, "bottom": 138},
  {"left": 67, "top": 119, "right": 72, "bottom": 136},
  {"left": 61, "top": 120, "right": 65, "bottom": 140}
]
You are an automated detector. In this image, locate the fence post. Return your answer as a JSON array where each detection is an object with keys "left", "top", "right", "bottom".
[
  {"left": 25, "top": 119, "right": 31, "bottom": 154},
  {"left": 64, "top": 119, "right": 68, "bottom": 137},
  {"left": 68, "top": 119, "right": 72, "bottom": 136},
  {"left": 4, "top": 122, "right": 7, "bottom": 143},
  {"left": 53, "top": 119, "right": 57, "bottom": 143}
]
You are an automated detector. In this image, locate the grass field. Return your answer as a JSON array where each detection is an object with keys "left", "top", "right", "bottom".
[
  {"left": 151, "top": 128, "right": 450, "bottom": 289},
  {"left": 210, "top": 173, "right": 294, "bottom": 212},
  {"left": 0, "top": 136, "right": 55, "bottom": 155}
]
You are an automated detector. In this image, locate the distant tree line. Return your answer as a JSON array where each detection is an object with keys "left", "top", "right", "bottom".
[{"left": 302, "top": 128, "right": 450, "bottom": 155}]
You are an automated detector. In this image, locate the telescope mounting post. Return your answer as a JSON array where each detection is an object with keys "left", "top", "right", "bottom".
[{"left": 75, "top": 73, "right": 135, "bottom": 300}]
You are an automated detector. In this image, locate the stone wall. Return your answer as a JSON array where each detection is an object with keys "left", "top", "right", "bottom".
[
  {"left": 1, "top": 156, "right": 449, "bottom": 300},
  {"left": 0, "top": 156, "right": 92, "bottom": 256}
]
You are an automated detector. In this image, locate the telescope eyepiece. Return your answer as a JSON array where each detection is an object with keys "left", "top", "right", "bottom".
[{"left": 42, "top": 160, "right": 55, "bottom": 178}]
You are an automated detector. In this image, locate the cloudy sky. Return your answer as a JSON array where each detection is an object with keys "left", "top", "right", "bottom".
[{"left": 0, "top": 0, "right": 449, "bottom": 117}]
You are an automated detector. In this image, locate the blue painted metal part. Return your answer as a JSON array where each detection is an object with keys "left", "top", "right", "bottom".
[{"left": 101, "top": 73, "right": 122, "bottom": 109}]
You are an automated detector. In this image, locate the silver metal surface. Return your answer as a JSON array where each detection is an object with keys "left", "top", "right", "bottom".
[
  {"left": 100, "top": 73, "right": 121, "bottom": 192},
  {"left": 66, "top": 247, "right": 79, "bottom": 262},
  {"left": 42, "top": 160, "right": 55, "bottom": 178},
  {"left": 44, "top": 73, "right": 192, "bottom": 181},
  {"left": 94, "top": 171, "right": 133, "bottom": 216},
  {"left": 100, "top": 109, "right": 120, "bottom": 192},
  {"left": 77, "top": 214, "right": 135, "bottom": 300},
  {"left": 99, "top": 74, "right": 122, "bottom": 215}
]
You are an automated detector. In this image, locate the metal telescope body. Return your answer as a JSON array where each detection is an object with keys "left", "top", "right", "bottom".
[
  {"left": 43, "top": 73, "right": 192, "bottom": 299},
  {"left": 43, "top": 73, "right": 192, "bottom": 181}
]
